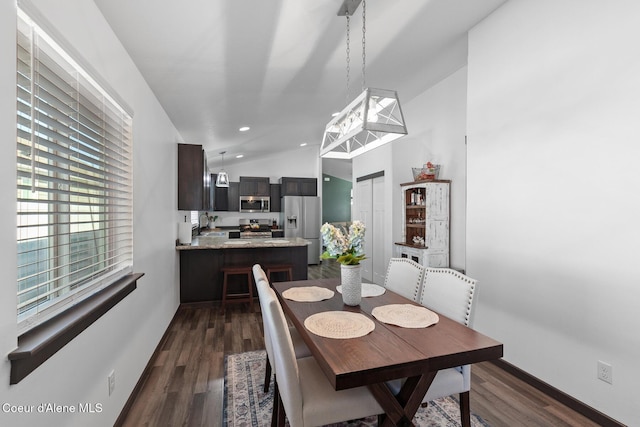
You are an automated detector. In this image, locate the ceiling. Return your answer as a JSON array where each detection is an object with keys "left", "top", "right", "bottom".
[{"left": 94, "top": 0, "right": 506, "bottom": 169}]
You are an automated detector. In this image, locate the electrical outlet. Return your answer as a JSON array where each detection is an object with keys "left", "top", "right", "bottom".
[
  {"left": 108, "top": 370, "right": 116, "bottom": 395},
  {"left": 597, "top": 361, "right": 612, "bottom": 384}
]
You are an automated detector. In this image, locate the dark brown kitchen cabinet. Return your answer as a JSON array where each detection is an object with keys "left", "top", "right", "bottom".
[
  {"left": 179, "top": 246, "right": 307, "bottom": 302},
  {"left": 178, "top": 144, "right": 213, "bottom": 210},
  {"left": 213, "top": 181, "right": 239, "bottom": 211},
  {"left": 239, "top": 176, "right": 270, "bottom": 196},
  {"left": 270, "top": 184, "right": 281, "bottom": 212},
  {"left": 280, "top": 177, "right": 317, "bottom": 196},
  {"left": 299, "top": 178, "right": 317, "bottom": 196},
  {"left": 213, "top": 176, "right": 228, "bottom": 211},
  {"left": 208, "top": 173, "right": 215, "bottom": 211},
  {"left": 228, "top": 182, "right": 240, "bottom": 211}
]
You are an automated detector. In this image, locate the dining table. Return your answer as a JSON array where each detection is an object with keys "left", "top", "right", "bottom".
[{"left": 272, "top": 277, "right": 504, "bottom": 427}]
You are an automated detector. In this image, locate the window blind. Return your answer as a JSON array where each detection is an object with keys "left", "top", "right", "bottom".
[{"left": 16, "top": 10, "right": 133, "bottom": 332}]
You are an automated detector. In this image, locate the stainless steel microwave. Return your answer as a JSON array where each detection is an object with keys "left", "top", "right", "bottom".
[{"left": 239, "top": 196, "right": 270, "bottom": 213}]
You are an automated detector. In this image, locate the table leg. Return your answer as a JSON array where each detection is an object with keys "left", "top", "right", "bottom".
[
  {"left": 460, "top": 391, "right": 471, "bottom": 427},
  {"left": 368, "top": 371, "right": 437, "bottom": 427}
]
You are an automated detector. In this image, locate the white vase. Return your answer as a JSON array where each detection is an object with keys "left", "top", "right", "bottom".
[{"left": 340, "top": 264, "right": 362, "bottom": 306}]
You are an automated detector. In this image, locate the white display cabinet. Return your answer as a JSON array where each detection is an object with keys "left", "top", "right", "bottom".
[{"left": 394, "top": 180, "right": 450, "bottom": 267}]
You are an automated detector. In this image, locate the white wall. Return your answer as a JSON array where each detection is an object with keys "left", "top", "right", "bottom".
[
  {"left": 0, "top": 1, "right": 181, "bottom": 426},
  {"left": 467, "top": 1, "right": 640, "bottom": 424},
  {"left": 209, "top": 144, "right": 320, "bottom": 184},
  {"left": 392, "top": 67, "right": 468, "bottom": 270},
  {"left": 352, "top": 66, "right": 468, "bottom": 273},
  {"left": 322, "top": 158, "right": 352, "bottom": 182}
]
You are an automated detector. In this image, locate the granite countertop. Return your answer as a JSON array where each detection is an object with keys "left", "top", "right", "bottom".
[{"left": 176, "top": 236, "right": 310, "bottom": 250}]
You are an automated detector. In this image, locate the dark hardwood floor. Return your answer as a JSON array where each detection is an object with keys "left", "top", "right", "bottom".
[{"left": 117, "top": 262, "right": 601, "bottom": 427}]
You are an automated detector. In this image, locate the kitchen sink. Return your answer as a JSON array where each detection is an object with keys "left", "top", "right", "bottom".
[{"left": 201, "top": 231, "right": 227, "bottom": 237}]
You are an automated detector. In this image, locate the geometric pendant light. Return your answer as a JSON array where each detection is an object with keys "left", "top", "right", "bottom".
[
  {"left": 320, "top": 87, "right": 407, "bottom": 159},
  {"left": 320, "top": 0, "right": 407, "bottom": 159}
]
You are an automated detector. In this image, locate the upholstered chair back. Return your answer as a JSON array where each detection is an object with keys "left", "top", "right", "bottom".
[
  {"left": 256, "top": 280, "right": 275, "bottom": 362},
  {"left": 420, "top": 267, "right": 477, "bottom": 327},
  {"left": 262, "top": 289, "right": 304, "bottom": 426},
  {"left": 384, "top": 257, "right": 426, "bottom": 301},
  {"left": 252, "top": 264, "right": 269, "bottom": 287}
]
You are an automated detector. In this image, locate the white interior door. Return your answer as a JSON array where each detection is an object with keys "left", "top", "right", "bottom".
[
  {"left": 371, "top": 176, "right": 385, "bottom": 284},
  {"left": 355, "top": 180, "right": 373, "bottom": 282},
  {"left": 354, "top": 175, "right": 385, "bottom": 284}
]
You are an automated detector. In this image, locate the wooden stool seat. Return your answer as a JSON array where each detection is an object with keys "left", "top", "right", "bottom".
[
  {"left": 265, "top": 264, "right": 293, "bottom": 283},
  {"left": 221, "top": 266, "right": 254, "bottom": 313}
]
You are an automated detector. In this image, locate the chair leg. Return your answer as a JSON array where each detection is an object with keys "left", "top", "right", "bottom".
[
  {"left": 264, "top": 353, "right": 272, "bottom": 393},
  {"left": 459, "top": 391, "right": 471, "bottom": 427},
  {"left": 221, "top": 272, "right": 229, "bottom": 315},
  {"left": 246, "top": 272, "right": 254, "bottom": 311},
  {"left": 276, "top": 381, "right": 286, "bottom": 427},
  {"left": 271, "top": 377, "right": 279, "bottom": 427}
]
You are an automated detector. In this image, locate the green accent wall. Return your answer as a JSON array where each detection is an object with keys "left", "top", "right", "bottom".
[{"left": 322, "top": 174, "right": 351, "bottom": 223}]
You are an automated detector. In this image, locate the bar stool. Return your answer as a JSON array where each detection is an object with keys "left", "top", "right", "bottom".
[
  {"left": 265, "top": 264, "right": 293, "bottom": 283},
  {"left": 221, "top": 266, "right": 254, "bottom": 314}
]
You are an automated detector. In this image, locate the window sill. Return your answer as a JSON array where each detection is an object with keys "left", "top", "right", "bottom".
[{"left": 8, "top": 272, "right": 143, "bottom": 384}]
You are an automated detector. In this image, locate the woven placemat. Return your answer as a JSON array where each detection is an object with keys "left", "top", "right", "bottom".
[
  {"left": 336, "top": 283, "right": 386, "bottom": 297},
  {"left": 282, "top": 286, "right": 335, "bottom": 302},
  {"left": 304, "top": 311, "right": 375, "bottom": 339},
  {"left": 371, "top": 304, "right": 439, "bottom": 328}
]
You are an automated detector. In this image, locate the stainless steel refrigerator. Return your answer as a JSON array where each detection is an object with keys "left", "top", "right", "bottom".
[{"left": 281, "top": 196, "right": 320, "bottom": 265}]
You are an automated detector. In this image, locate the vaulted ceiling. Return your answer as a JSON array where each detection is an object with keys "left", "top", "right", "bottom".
[{"left": 94, "top": 0, "right": 506, "bottom": 169}]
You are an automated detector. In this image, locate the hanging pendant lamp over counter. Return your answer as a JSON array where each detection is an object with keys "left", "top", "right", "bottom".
[
  {"left": 215, "top": 151, "right": 229, "bottom": 188},
  {"left": 320, "top": 0, "right": 407, "bottom": 159}
]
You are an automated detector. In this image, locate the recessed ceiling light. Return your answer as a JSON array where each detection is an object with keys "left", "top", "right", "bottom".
[
  {"left": 239, "top": 126, "right": 250, "bottom": 132},
  {"left": 300, "top": 143, "right": 307, "bottom": 147},
  {"left": 236, "top": 154, "right": 244, "bottom": 158}
]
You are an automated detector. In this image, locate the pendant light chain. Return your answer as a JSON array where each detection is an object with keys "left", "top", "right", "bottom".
[
  {"left": 361, "top": 0, "right": 366, "bottom": 91},
  {"left": 345, "top": 12, "right": 351, "bottom": 104}
]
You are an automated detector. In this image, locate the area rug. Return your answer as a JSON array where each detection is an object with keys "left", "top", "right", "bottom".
[{"left": 224, "top": 350, "right": 491, "bottom": 427}]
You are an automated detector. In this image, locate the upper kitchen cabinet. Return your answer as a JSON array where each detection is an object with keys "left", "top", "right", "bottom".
[
  {"left": 270, "top": 184, "right": 281, "bottom": 212},
  {"left": 178, "top": 144, "right": 212, "bottom": 211},
  {"left": 239, "top": 176, "right": 270, "bottom": 196},
  {"left": 280, "top": 177, "right": 317, "bottom": 196},
  {"left": 213, "top": 181, "right": 240, "bottom": 212},
  {"left": 213, "top": 174, "right": 228, "bottom": 211},
  {"left": 228, "top": 182, "right": 240, "bottom": 212}
]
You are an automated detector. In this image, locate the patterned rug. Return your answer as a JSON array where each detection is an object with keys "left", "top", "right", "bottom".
[{"left": 224, "top": 350, "right": 491, "bottom": 427}]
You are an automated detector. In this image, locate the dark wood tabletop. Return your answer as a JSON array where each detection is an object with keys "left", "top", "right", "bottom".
[{"left": 272, "top": 277, "right": 503, "bottom": 427}]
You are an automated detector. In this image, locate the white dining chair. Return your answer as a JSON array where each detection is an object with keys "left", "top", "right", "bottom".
[
  {"left": 420, "top": 268, "right": 477, "bottom": 326},
  {"left": 383, "top": 257, "right": 426, "bottom": 301},
  {"left": 386, "top": 268, "right": 477, "bottom": 426},
  {"left": 418, "top": 267, "right": 478, "bottom": 427},
  {"left": 253, "top": 264, "right": 310, "bottom": 393},
  {"left": 261, "top": 286, "right": 384, "bottom": 427}
]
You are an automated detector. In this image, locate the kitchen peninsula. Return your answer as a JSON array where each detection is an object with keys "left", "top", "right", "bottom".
[{"left": 177, "top": 236, "right": 309, "bottom": 302}]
